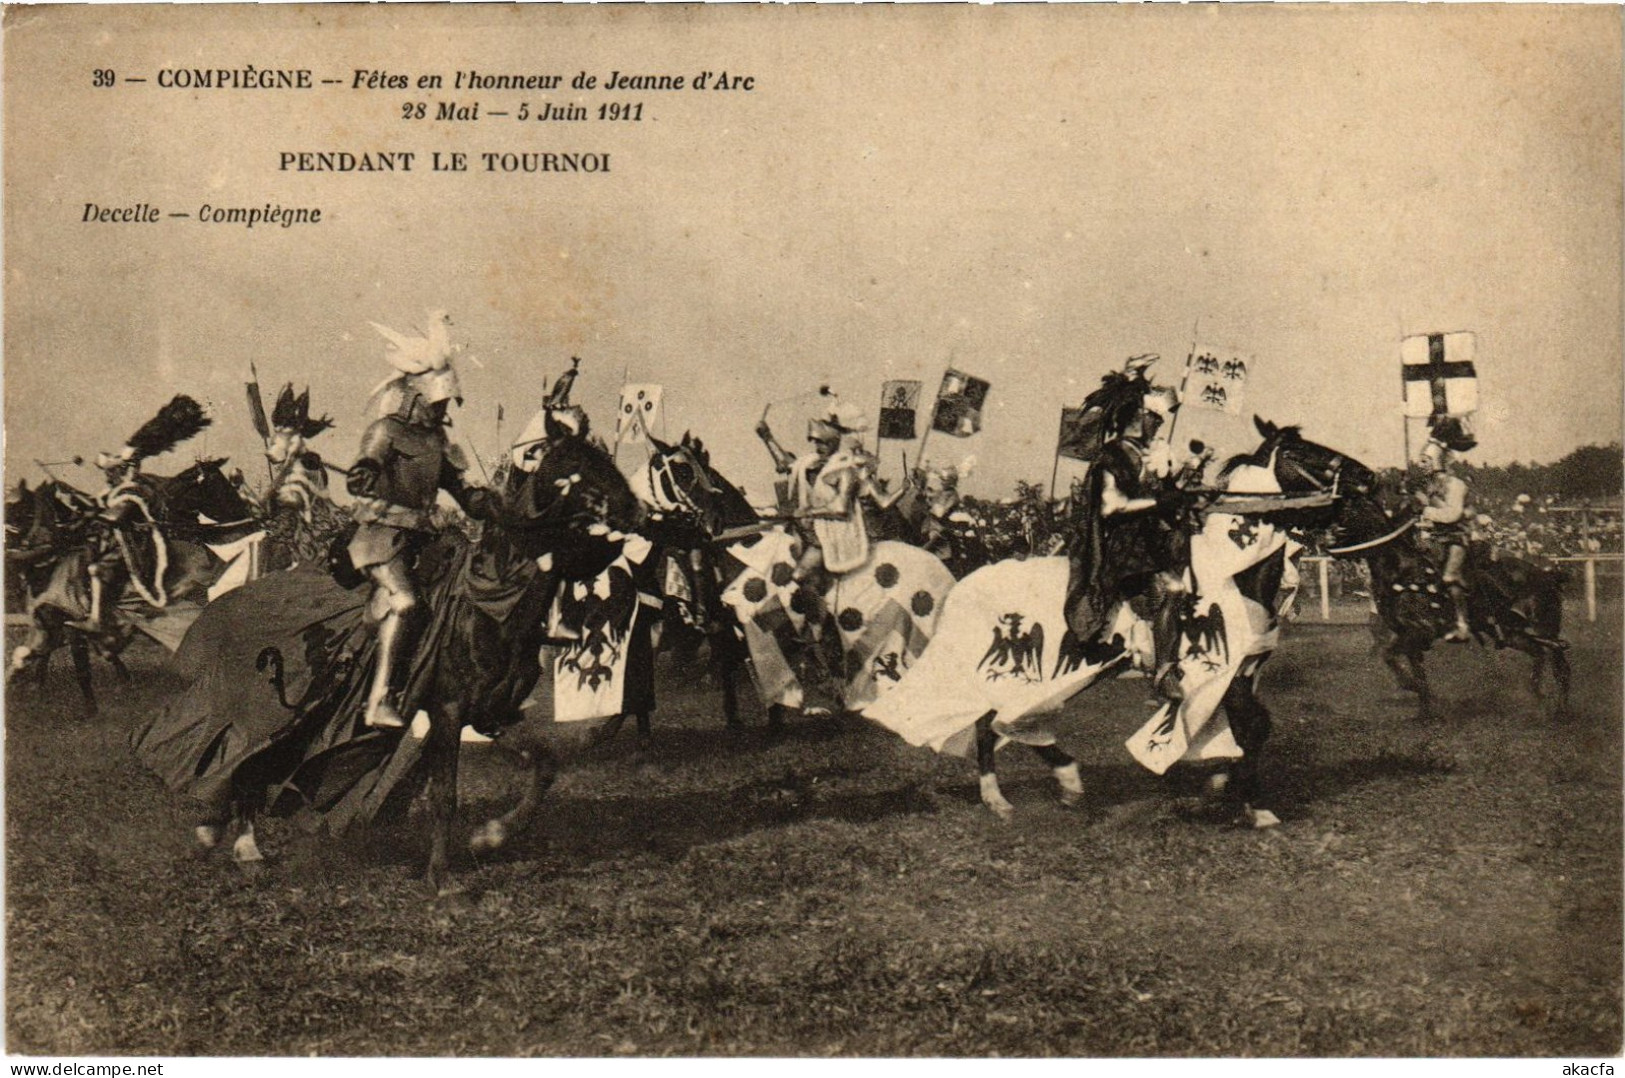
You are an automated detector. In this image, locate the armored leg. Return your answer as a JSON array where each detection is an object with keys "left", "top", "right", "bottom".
[
  {"left": 365, "top": 558, "right": 424, "bottom": 729},
  {"left": 1441, "top": 544, "right": 1470, "bottom": 642}
]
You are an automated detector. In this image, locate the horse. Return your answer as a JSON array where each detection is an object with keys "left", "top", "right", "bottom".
[
  {"left": 5, "top": 462, "right": 257, "bottom": 713},
  {"left": 626, "top": 433, "right": 758, "bottom": 743},
  {"left": 1293, "top": 436, "right": 1572, "bottom": 719},
  {"left": 866, "top": 418, "right": 1358, "bottom": 826},
  {"left": 137, "top": 418, "right": 643, "bottom": 896},
  {"left": 639, "top": 433, "right": 957, "bottom": 736}
]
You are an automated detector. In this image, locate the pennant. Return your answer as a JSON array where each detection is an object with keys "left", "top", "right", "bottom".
[
  {"left": 1183, "top": 347, "right": 1252, "bottom": 416},
  {"left": 616, "top": 384, "right": 664, "bottom": 445},
  {"left": 1402, "top": 332, "right": 1478, "bottom": 418},
  {"left": 930, "top": 369, "right": 991, "bottom": 438},
  {"left": 246, "top": 364, "right": 270, "bottom": 442},
  {"left": 878, "top": 380, "right": 922, "bottom": 441}
]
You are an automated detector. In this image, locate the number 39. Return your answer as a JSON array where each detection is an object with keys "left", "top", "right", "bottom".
[{"left": 92, "top": 69, "right": 115, "bottom": 87}]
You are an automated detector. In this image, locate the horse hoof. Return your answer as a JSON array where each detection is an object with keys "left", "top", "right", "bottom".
[
  {"left": 235, "top": 859, "right": 266, "bottom": 879},
  {"left": 432, "top": 884, "right": 472, "bottom": 914},
  {"left": 193, "top": 825, "right": 223, "bottom": 851},
  {"left": 469, "top": 820, "right": 507, "bottom": 855},
  {"left": 1057, "top": 788, "right": 1084, "bottom": 809},
  {"left": 1243, "top": 806, "right": 1281, "bottom": 830},
  {"left": 983, "top": 799, "right": 1016, "bottom": 823}
]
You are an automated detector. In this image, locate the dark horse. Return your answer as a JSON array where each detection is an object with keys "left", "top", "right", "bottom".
[
  {"left": 5, "top": 461, "right": 256, "bottom": 713},
  {"left": 142, "top": 422, "right": 641, "bottom": 895},
  {"left": 631, "top": 433, "right": 757, "bottom": 739},
  {"left": 1271, "top": 428, "right": 1571, "bottom": 719}
]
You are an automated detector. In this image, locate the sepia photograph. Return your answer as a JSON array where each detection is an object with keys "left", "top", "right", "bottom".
[{"left": 3, "top": 3, "right": 1621, "bottom": 1060}]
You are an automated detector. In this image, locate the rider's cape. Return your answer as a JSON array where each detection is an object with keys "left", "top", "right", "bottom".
[{"left": 133, "top": 536, "right": 545, "bottom": 830}]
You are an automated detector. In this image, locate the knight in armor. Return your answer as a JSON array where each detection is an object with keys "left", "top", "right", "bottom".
[
  {"left": 1062, "top": 355, "right": 1192, "bottom": 702},
  {"left": 916, "top": 456, "right": 978, "bottom": 563},
  {"left": 81, "top": 395, "right": 214, "bottom": 629},
  {"left": 1415, "top": 416, "right": 1478, "bottom": 643},
  {"left": 348, "top": 311, "right": 495, "bottom": 729},
  {"left": 756, "top": 398, "right": 901, "bottom": 618}
]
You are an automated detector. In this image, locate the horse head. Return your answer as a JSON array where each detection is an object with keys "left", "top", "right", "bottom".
[
  {"left": 507, "top": 424, "right": 640, "bottom": 533},
  {"left": 1225, "top": 417, "right": 1391, "bottom": 551},
  {"left": 644, "top": 432, "right": 758, "bottom": 534},
  {"left": 158, "top": 458, "right": 257, "bottom": 531}
]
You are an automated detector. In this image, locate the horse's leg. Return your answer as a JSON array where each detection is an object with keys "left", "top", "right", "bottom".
[
  {"left": 975, "top": 710, "right": 1014, "bottom": 821},
  {"left": 68, "top": 632, "right": 97, "bottom": 716},
  {"left": 1405, "top": 651, "right": 1434, "bottom": 721},
  {"left": 470, "top": 732, "right": 560, "bottom": 856},
  {"left": 633, "top": 711, "right": 653, "bottom": 757},
  {"left": 716, "top": 638, "right": 742, "bottom": 730},
  {"left": 1031, "top": 743, "right": 1084, "bottom": 808},
  {"left": 1551, "top": 646, "right": 1572, "bottom": 715},
  {"left": 106, "top": 648, "right": 134, "bottom": 685},
  {"left": 1378, "top": 635, "right": 1420, "bottom": 694},
  {"left": 8, "top": 619, "right": 54, "bottom": 691},
  {"left": 424, "top": 705, "right": 464, "bottom": 897},
  {"left": 1223, "top": 675, "right": 1280, "bottom": 828},
  {"left": 231, "top": 814, "right": 265, "bottom": 875}
]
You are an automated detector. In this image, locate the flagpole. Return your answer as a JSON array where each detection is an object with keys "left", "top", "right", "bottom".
[
  {"left": 613, "top": 366, "right": 628, "bottom": 464},
  {"left": 1397, "top": 314, "right": 1411, "bottom": 471},
  {"left": 1166, "top": 316, "right": 1200, "bottom": 449}
]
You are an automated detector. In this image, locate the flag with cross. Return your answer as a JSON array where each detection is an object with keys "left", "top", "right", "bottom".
[{"left": 1401, "top": 332, "right": 1478, "bottom": 418}]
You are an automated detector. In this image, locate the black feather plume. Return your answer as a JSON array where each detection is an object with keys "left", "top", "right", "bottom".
[
  {"left": 270, "top": 384, "right": 334, "bottom": 439},
  {"left": 125, "top": 395, "right": 212, "bottom": 461}
]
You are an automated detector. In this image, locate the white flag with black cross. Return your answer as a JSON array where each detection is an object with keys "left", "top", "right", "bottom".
[{"left": 1402, "top": 332, "right": 1478, "bottom": 418}]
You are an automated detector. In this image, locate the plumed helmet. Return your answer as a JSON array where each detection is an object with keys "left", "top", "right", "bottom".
[{"left": 1427, "top": 415, "right": 1478, "bottom": 454}]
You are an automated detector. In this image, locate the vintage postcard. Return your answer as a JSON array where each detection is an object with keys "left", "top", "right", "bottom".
[{"left": 4, "top": 4, "right": 1620, "bottom": 1063}]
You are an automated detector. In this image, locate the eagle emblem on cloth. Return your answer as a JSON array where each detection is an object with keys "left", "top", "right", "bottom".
[{"left": 977, "top": 613, "right": 1045, "bottom": 683}]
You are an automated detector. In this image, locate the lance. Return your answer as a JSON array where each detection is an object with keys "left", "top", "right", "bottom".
[
  {"left": 34, "top": 457, "right": 83, "bottom": 482},
  {"left": 1166, "top": 316, "right": 1200, "bottom": 449},
  {"left": 246, "top": 362, "right": 275, "bottom": 485}
]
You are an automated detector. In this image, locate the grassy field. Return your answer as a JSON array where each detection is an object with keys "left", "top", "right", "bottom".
[{"left": 5, "top": 605, "right": 1621, "bottom": 1057}]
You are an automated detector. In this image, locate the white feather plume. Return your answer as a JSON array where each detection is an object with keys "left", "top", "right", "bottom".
[{"left": 369, "top": 309, "right": 454, "bottom": 374}]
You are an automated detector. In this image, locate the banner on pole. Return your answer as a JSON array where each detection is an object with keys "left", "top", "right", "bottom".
[
  {"left": 878, "top": 379, "right": 922, "bottom": 440},
  {"left": 616, "top": 384, "right": 664, "bottom": 445},
  {"left": 1183, "top": 347, "right": 1252, "bottom": 415},
  {"left": 1056, "top": 405, "right": 1095, "bottom": 462},
  {"left": 1402, "top": 332, "right": 1478, "bottom": 417},
  {"left": 930, "top": 369, "right": 991, "bottom": 438}
]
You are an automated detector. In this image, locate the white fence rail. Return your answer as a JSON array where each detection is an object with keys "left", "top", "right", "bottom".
[{"left": 1297, "top": 553, "right": 1622, "bottom": 623}]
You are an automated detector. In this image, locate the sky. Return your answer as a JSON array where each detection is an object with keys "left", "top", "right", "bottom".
[{"left": 5, "top": 4, "right": 1621, "bottom": 504}]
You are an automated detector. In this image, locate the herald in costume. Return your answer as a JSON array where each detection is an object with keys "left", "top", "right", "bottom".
[
  {"left": 347, "top": 310, "right": 495, "bottom": 729},
  {"left": 84, "top": 395, "right": 214, "bottom": 628}
]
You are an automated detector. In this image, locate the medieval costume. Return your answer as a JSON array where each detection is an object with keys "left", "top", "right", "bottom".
[
  {"left": 348, "top": 310, "right": 494, "bottom": 729},
  {"left": 81, "top": 395, "right": 213, "bottom": 628},
  {"left": 1417, "top": 416, "right": 1478, "bottom": 642},
  {"left": 1062, "top": 355, "right": 1191, "bottom": 702},
  {"left": 258, "top": 385, "right": 346, "bottom": 571}
]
